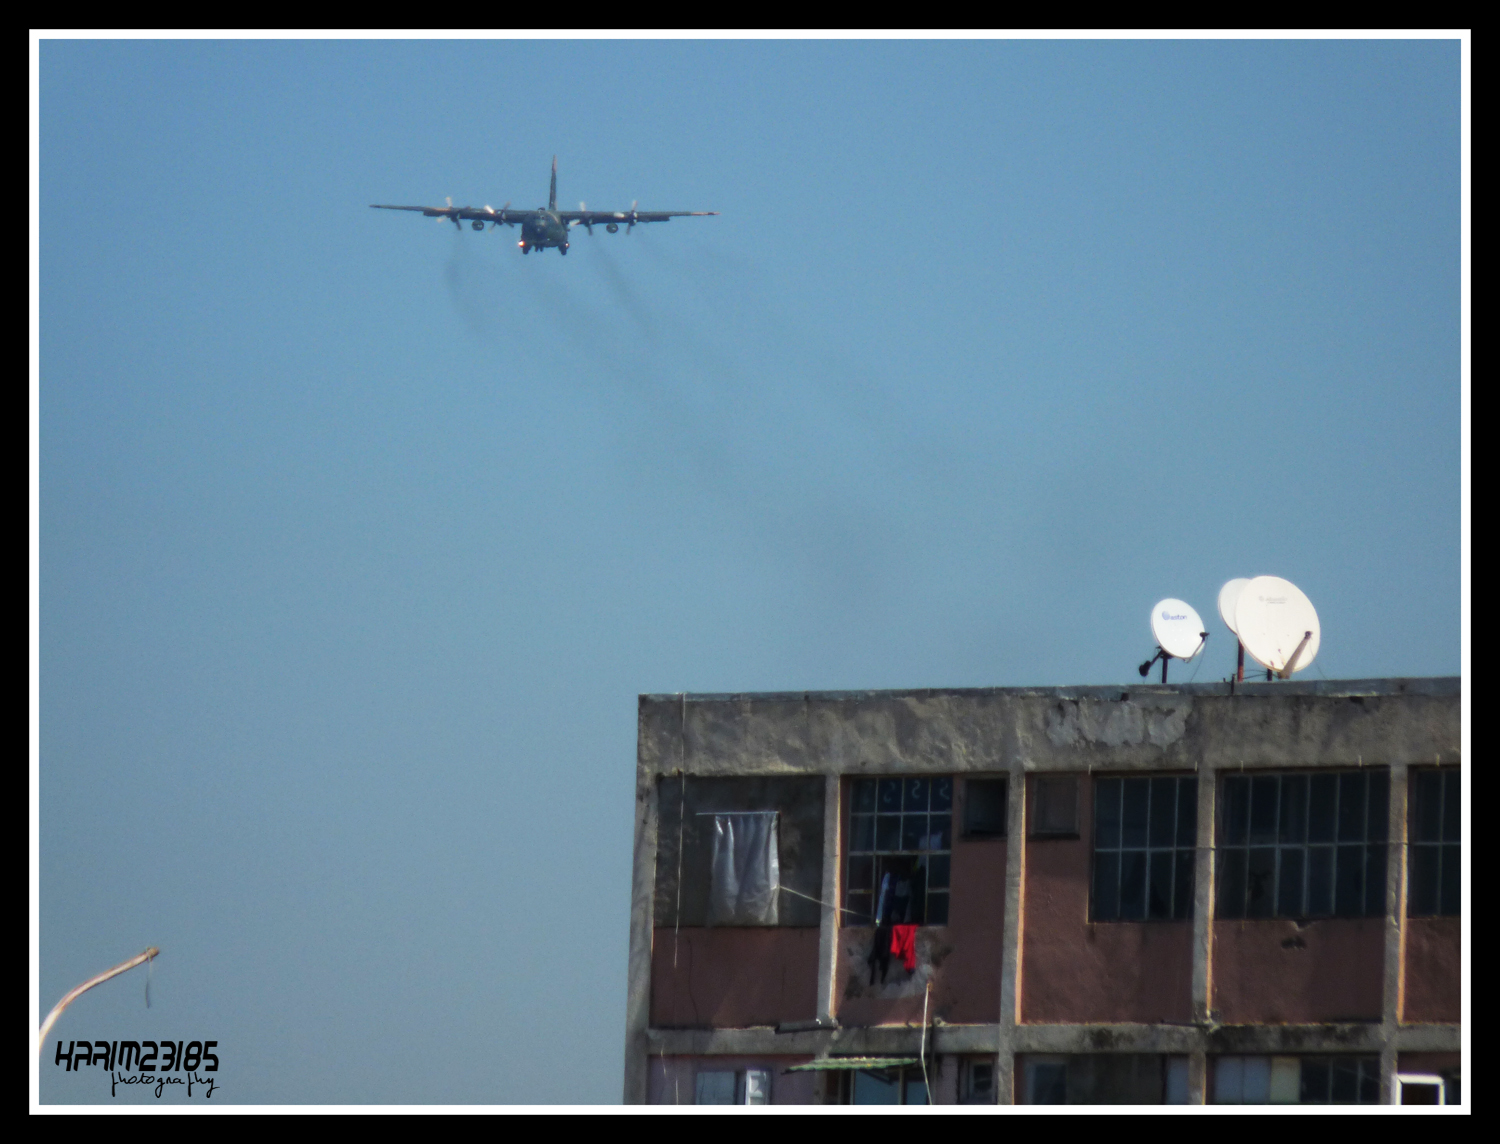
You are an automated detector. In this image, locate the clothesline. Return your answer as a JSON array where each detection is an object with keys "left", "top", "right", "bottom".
[{"left": 777, "top": 883, "right": 871, "bottom": 919}]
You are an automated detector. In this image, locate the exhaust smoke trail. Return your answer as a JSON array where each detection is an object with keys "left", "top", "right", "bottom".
[{"left": 436, "top": 235, "right": 945, "bottom": 620}]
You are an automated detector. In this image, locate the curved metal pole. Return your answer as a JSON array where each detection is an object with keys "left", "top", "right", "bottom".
[{"left": 38, "top": 947, "right": 159, "bottom": 1056}]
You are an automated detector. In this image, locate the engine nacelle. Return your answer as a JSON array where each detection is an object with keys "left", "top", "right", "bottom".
[{"left": 605, "top": 222, "right": 619, "bottom": 233}]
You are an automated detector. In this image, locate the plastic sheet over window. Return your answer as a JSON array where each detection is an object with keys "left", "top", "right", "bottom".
[{"left": 706, "top": 812, "right": 780, "bottom": 926}]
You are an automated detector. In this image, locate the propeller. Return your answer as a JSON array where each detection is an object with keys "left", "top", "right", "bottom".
[
  {"left": 579, "top": 201, "right": 592, "bottom": 235},
  {"left": 627, "top": 200, "right": 639, "bottom": 233},
  {"left": 445, "top": 196, "right": 461, "bottom": 230}
]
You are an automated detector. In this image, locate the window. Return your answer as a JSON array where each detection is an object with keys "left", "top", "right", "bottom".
[
  {"left": 1093, "top": 776, "right": 1196, "bottom": 921},
  {"left": 1212, "top": 1056, "right": 1379, "bottom": 1105},
  {"left": 962, "top": 1058, "right": 996, "bottom": 1104},
  {"left": 1408, "top": 768, "right": 1459, "bottom": 917},
  {"left": 1216, "top": 770, "right": 1388, "bottom": 919},
  {"left": 1299, "top": 1056, "right": 1380, "bottom": 1104},
  {"left": 1396, "top": 1073, "right": 1448, "bottom": 1105},
  {"left": 963, "top": 777, "right": 1008, "bottom": 838},
  {"left": 1212, "top": 1056, "right": 1300, "bottom": 1104},
  {"left": 837, "top": 1066, "right": 929, "bottom": 1105},
  {"left": 1023, "top": 1055, "right": 1175, "bottom": 1104},
  {"left": 846, "top": 777, "right": 952, "bottom": 926},
  {"left": 1030, "top": 775, "right": 1078, "bottom": 837},
  {"left": 1163, "top": 1057, "right": 1190, "bottom": 1104},
  {"left": 1025, "top": 1059, "right": 1068, "bottom": 1104},
  {"left": 694, "top": 1068, "right": 772, "bottom": 1105}
]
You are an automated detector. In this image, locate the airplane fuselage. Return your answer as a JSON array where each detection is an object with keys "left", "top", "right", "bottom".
[{"left": 519, "top": 210, "right": 571, "bottom": 254}]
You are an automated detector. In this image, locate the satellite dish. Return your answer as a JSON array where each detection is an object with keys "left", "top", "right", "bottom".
[
  {"left": 1217, "top": 578, "right": 1251, "bottom": 635},
  {"left": 1218, "top": 577, "right": 1254, "bottom": 681},
  {"left": 1150, "top": 599, "right": 1207, "bottom": 660},
  {"left": 1140, "top": 598, "right": 1208, "bottom": 681},
  {"left": 1235, "top": 576, "right": 1320, "bottom": 678}
]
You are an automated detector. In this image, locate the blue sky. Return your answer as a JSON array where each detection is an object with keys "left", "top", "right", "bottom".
[{"left": 36, "top": 36, "right": 1463, "bottom": 1104}]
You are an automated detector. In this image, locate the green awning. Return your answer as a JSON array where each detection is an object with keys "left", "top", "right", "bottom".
[{"left": 785, "top": 1057, "right": 919, "bottom": 1072}]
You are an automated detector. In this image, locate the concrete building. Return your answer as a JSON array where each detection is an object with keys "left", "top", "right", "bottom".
[{"left": 623, "top": 677, "right": 1462, "bottom": 1105}]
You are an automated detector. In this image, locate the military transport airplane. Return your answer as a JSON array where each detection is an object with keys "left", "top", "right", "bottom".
[{"left": 371, "top": 156, "right": 717, "bottom": 255}]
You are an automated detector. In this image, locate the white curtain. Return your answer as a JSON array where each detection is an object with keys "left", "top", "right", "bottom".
[{"left": 707, "top": 812, "right": 780, "bottom": 926}]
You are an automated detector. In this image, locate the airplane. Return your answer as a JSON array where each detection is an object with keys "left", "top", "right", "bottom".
[{"left": 371, "top": 156, "right": 718, "bottom": 255}]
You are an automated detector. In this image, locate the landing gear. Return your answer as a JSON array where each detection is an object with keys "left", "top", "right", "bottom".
[
  {"left": 521, "top": 243, "right": 530, "bottom": 255},
  {"left": 560, "top": 243, "right": 569, "bottom": 256}
]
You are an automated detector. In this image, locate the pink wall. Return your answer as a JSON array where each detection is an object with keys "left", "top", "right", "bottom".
[
  {"left": 1211, "top": 917, "right": 1384, "bottom": 1023},
  {"left": 1020, "top": 775, "right": 1194, "bottom": 1024},
  {"left": 1402, "top": 916, "right": 1460, "bottom": 1023},
  {"left": 650, "top": 927, "right": 819, "bottom": 1028}
]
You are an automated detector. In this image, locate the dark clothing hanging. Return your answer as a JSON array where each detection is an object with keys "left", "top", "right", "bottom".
[{"left": 868, "top": 924, "right": 893, "bottom": 985}]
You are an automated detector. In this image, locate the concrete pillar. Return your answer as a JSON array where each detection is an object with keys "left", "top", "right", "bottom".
[
  {"left": 1379, "top": 762, "right": 1409, "bottom": 1103},
  {"left": 996, "top": 764, "right": 1028, "bottom": 1104},
  {"left": 1189, "top": 762, "right": 1218, "bottom": 1103},
  {"left": 816, "top": 774, "right": 841, "bottom": 1024}
]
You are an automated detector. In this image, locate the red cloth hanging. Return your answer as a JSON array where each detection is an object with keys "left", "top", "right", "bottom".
[{"left": 890, "top": 924, "right": 918, "bottom": 971}]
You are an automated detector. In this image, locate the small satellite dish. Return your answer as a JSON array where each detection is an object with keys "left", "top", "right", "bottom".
[
  {"left": 1140, "top": 598, "right": 1208, "bottom": 682},
  {"left": 1217, "top": 578, "right": 1251, "bottom": 635},
  {"left": 1151, "top": 599, "right": 1207, "bottom": 660},
  {"left": 1235, "top": 576, "right": 1320, "bottom": 678}
]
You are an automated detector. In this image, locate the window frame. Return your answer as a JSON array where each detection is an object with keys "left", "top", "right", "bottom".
[
  {"left": 961, "top": 776, "right": 1008, "bottom": 839},
  {"left": 845, "top": 776, "right": 954, "bottom": 927},
  {"left": 1029, "top": 774, "right": 1079, "bottom": 839},
  {"left": 1407, "top": 767, "right": 1459, "bottom": 918},
  {"left": 1090, "top": 774, "right": 1198, "bottom": 922},
  {"left": 1215, "top": 768, "right": 1389, "bottom": 920},
  {"left": 960, "top": 1056, "right": 997, "bottom": 1104},
  {"left": 1211, "top": 1055, "right": 1380, "bottom": 1105},
  {"left": 693, "top": 1067, "right": 772, "bottom": 1105},
  {"left": 836, "top": 1065, "right": 930, "bottom": 1105}
]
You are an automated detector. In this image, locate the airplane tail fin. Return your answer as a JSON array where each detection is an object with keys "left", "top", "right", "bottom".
[{"left": 549, "top": 156, "right": 557, "bottom": 211}]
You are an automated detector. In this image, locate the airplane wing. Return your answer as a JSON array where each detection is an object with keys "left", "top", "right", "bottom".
[
  {"left": 556, "top": 210, "right": 719, "bottom": 226},
  {"left": 370, "top": 204, "right": 534, "bottom": 226}
]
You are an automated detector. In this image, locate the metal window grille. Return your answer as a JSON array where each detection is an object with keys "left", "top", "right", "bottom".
[
  {"left": 1092, "top": 776, "right": 1197, "bottom": 921},
  {"left": 846, "top": 777, "right": 953, "bottom": 926},
  {"left": 1408, "top": 768, "right": 1460, "bottom": 917},
  {"left": 1216, "top": 770, "right": 1389, "bottom": 919}
]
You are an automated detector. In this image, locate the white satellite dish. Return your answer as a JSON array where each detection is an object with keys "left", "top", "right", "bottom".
[
  {"left": 1217, "top": 578, "right": 1251, "bottom": 635},
  {"left": 1140, "top": 598, "right": 1207, "bottom": 682},
  {"left": 1151, "top": 599, "right": 1207, "bottom": 660},
  {"left": 1235, "top": 576, "right": 1320, "bottom": 678}
]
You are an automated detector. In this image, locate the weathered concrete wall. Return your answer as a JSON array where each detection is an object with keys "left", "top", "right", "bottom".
[
  {"left": 650, "top": 927, "right": 819, "bottom": 1029},
  {"left": 1020, "top": 773, "right": 1194, "bottom": 1024},
  {"left": 638, "top": 680, "right": 1459, "bottom": 779},
  {"left": 1402, "top": 916, "right": 1461, "bottom": 1023},
  {"left": 1211, "top": 918, "right": 1385, "bottom": 1023}
]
